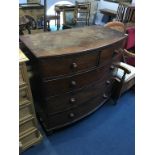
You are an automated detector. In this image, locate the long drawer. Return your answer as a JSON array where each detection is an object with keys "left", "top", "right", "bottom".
[
  {"left": 41, "top": 64, "right": 113, "bottom": 97},
  {"left": 19, "top": 86, "right": 31, "bottom": 105},
  {"left": 19, "top": 128, "right": 42, "bottom": 151},
  {"left": 39, "top": 50, "right": 98, "bottom": 79},
  {"left": 19, "top": 102, "right": 33, "bottom": 122},
  {"left": 41, "top": 91, "right": 110, "bottom": 131},
  {"left": 19, "top": 117, "right": 36, "bottom": 136},
  {"left": 43, "top": 76, "right": 113, "bottom": 115}
]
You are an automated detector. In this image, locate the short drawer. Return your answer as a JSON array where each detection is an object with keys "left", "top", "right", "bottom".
[
  {"left": 19, "top": 86, "right": 31, "bottom": 105},
  {"left": 42, "top": 64, "right": 112, "bottom": 97},
  {"left": 19, "top": 64, "right": 27, "bottom": 87},
  {"left": 19, "top": 117, "right": 36, "bottom": 136},
  {"left": 43, "top": 92, "right": 110, "bottom": 130},
  {"left": 19, "top": 102, "right": 33, "bottom": 121},
  {"left": 19, "top": 129, "right": 41, "bottom": 150},
  {"left": 43, "top": 77, "right": 113, "bottom": 115},
  {"left": 99, "top": 40, "right": 125, "bottom": 65},
  {"left": 39, "top": 51, "right": 98, "bottom": 79}
]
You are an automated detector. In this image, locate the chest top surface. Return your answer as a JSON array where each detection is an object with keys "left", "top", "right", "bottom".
[{"left": 20, "top": 26, "right": 126, "bottom": 58}]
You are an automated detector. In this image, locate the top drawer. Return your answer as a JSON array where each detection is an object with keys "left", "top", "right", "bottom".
[
  {"left": 38, "top": 51, "right": 99, "bottom": 79},
  {"left": 99, "top": 40, "right": 125, "bottom": 66}
]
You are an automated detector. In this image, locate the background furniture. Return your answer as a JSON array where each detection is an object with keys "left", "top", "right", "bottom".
[
  {"left": 63, "top": 7, "right": 77, "bottom": 29},
  {"left": 113, "top": 52, "right": 135, "bottom": 101},
  {"left": 104, "top": 21, "right": 126, "bottom": 33},
  {"left": 100, "top": 8, "right": 117, "bottom": 22},
  {"left": 19, "top": 3, "right": 44, "bottom": 29},
  {"left": 19, "top": 50, "right": 42, "bottom": 151},
  {"left": 20, "top": 26, "right": 127, "bottom": 134},
  {"left": 104, "top": 21, "right": 135, "bottom": 101},
  {"left": 19, "top": 16, "right": 31, "bottom": 35},
  {"left": 75, "top": 1, "right": 91, "bottom": 26},
  {"left": 116, "top": 2, "right": 135, "bottom": 23}
]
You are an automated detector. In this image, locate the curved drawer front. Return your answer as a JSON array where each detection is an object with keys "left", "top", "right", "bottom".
[
  {"left": 42, "top": 64, "right": 113, "bottom": 97},
  {"left": 43, "top": 77, "right": 113, "bottom": 115},
  {"left": 39, "top": 51, "right": 98, "bottom": 79},
  {"left": 43, "top": 92, "right": 110, "bottom": 130},
  {"left": 99, "top": 40, "right": 125, "bottom": 65}
]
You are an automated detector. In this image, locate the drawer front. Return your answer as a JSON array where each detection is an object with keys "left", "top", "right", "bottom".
[
  {"left": 19, "top": 64, "right": 27, "bottom": 86},
  {"left": 43, "top": 92, "right": 110, "bottom": 130},
  {"left": 42, "top": 64, "right": 113, "bottom": 97},
  {"left": 99, "top": 40, "right": 125, "bottom": 65},
  {"left": 39, "top": 51, "right": 98, "bottom": 79},
  {"left": 19, "top": 117, "right": 36, "bottom": 136},
  {"left": 20, "top": 129, "right": 41, "bottom": 150},
  {"left": 44, "top": 76, "right": 113, "bottom": 115},
  {"left": 19, "top": 86, "right": 31, "bottom": 105},
  {"left": 19, "top": 103, "right": 33, "bottom": 121}
]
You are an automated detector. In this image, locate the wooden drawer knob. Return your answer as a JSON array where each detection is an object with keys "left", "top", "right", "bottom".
[
  {"left": 103, "top": 94, "right": 108, "bottom": 99},
  {"left": 20, "top": 91, "right": 27, "bottom": 98},
  {"left": 71, "top": 80, "right": 76, "bottom": 87},
  {"left": 70, "top": 97, "right": 76, "bottom": 103},
  {"left": 106, "top": 80, "right": 111, "bottom": 85},
  {"left": 69, "top": 112, "right": 75, "bottom": 118},
  {"left": 71, "top": 62, "right": 78, "bottom": 69}
]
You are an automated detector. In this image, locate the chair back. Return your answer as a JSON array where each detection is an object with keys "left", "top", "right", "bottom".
[
  {"left": 104, "top": 21, "right": 126, "bottom": 33},
  {"left": 116, "top": 2, "right": 135, "bottom": 23},
  {"left": 75, "top": 1, "right": 91, "bottom": 26}
]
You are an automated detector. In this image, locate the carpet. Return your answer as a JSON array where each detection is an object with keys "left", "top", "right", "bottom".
[{"left": 22, "top": 90, "right": 135, "bottom": 155}]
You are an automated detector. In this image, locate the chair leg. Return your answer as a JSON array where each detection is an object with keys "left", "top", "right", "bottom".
[{"left": 111, "top": 79, "right": 123, "bottom": 104}]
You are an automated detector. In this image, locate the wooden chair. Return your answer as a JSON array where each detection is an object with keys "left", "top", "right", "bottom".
[
  {"left": 75, "top": 1, "right": 91, "bottom": 26},
  {"left": 104, "top": 21, "right": 135, "bottom": 102},
  {"left": 116, "top": 2, "right": 135, "bottom": 23},
  {"left": 112, "top": 49, "right": 135, "bottom": 102},
  {"left": 104, "top": 21, "right": 126, "bottom": 33}
]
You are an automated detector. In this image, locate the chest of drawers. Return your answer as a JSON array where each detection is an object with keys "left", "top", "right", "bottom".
[
  {"left": 20, "top": 26, "right": 127, "bottom": 134},
  {"left": 19, "top": 50, "right": 42, "bottom": 151}
]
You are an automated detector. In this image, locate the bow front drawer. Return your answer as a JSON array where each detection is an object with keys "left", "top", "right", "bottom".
[
  {"left": 42, "top": 92, "right": 109, "bottom": 130},
  {"left": 43, "top": 78, "right": 113, "bottom": 115},
  {"left": 39, "top": 51, "right": 98, "bottom": 79},
  {"left": 42, "top": 64, "right": 112, "bottom": 97}
]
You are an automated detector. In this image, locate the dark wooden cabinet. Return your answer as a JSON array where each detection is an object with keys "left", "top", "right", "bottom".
[{"left": 20, "top": 26, "right": 127, "bottom": 134}]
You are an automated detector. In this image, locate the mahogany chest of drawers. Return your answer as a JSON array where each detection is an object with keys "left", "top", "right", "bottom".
[
  {"left": 20, "top": 26, "right": 127, "bottom": 134},
  {"left": 19, "top": 50, "right": 42, "bottom": 151}
]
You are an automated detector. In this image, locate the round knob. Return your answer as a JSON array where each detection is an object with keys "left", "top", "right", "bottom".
[
  {"left": 71, "top": 80, "right": 76, "bottom": 87},
  {"left": 69, "top": 112, "right": 75, "bottom": 118},
  {"left": 21, "top": 90, "right": 27, "bottom": 98},
  {"left": 72, "top": 62, "right": 78, "bottom": 69},
  {"left": 110, "top": 65, "right": 115, "bottom": 70},
  {"left": 103, "top": 94, "right": 108, "bottom": 99},
  {"left": 106, "top": 80, "right": 111, "bottom": 85},
  {"left": 70, "top": 97, "right": 76, "bottom": 103}
]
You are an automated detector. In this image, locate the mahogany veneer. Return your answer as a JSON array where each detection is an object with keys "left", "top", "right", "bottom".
[{"left": 20, "top": 26, "right": 127, "bottom": 134}]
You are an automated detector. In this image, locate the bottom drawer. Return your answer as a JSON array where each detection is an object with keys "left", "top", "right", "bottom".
[
  {"left": 19, "top": 117, "right": 36, "bottom": 136},
  {"left": 20, "top": 129, "right": 42, "bottom": 151},
  {"left": 42, "top": 92, "right": 110, "bottom": 132},
  {"left": 19, "top": 103, "right": 33, "bottom": 121}
]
